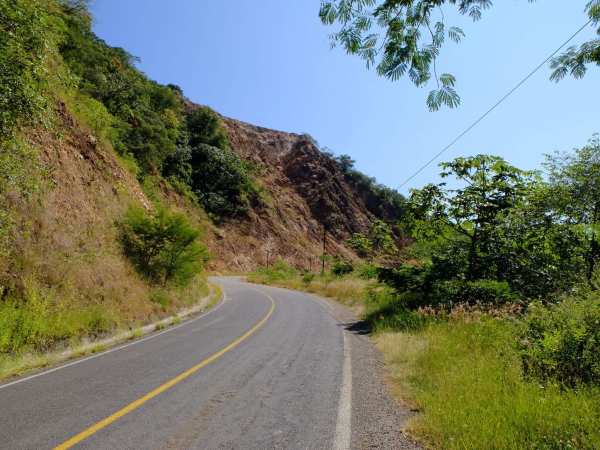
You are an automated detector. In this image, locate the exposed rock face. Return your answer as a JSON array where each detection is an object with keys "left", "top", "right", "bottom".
[{"left": 205, "top": 116, "right": 383, "bottom": 271}]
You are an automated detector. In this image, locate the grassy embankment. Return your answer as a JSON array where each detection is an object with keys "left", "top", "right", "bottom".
[
  {"left": 249, "top": 262, "right": 600, "bottom": 449},
  {"left": 0, "top": 281, "right": 221, "bottom": 381},
  {"left": 0, "top": 1, "right": 220, "bottom": 378}
]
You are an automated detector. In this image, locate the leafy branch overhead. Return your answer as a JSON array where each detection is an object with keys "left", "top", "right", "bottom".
[{"left": 320, "top": 0, "right": 600, "bottom": 111}]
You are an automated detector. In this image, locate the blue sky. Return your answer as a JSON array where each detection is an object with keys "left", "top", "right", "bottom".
[{"left": 90, "top": 1, "right": 600, "bottom": 194}]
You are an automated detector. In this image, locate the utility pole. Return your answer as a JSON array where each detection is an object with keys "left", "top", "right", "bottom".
[{"left": 321, "top": 226, "right": 326, "bottom": 275}]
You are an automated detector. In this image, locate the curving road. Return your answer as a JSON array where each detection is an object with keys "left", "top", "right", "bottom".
[{"left": 0, "top": 277, "right": 418, "bottom": 450}]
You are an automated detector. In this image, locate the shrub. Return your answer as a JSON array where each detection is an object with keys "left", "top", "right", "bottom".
[
  {"left": 331, "top": 259, "right": 353, "bottom": 276},
  {"left": 378, "top": 265, "right": 517, "bottom": 309},
  {"left": 302, "top": 272, "right": 316, "bottom": 284},
  {"left": 347, "top": 233, "right": 372, "bottom": 257},
  {"left": 149, "top": 289, "right": 170, "bottom": 309},
  {"left": 431, "top": 279, "right": 518, "bottom": 307},
  {"left": 252, "top": 260, "right": 298, "bottom": 284},
  {"left": 119, "top": 206, "right": 208, "bottom": 286},
  {"left": 520, "top": 294, "right": 600, "bottom": 387},
  {"left": 355, "top": 263, "right": 379, "bottom": 279},
  {"left": 189, "top": 143, "right": 257, "bottom": 217},
  {"left": 364, "top": 287, "right": 430, "bottom": 332},
  {"left": 186, "top": 107, "right": 229, "bottom": 150}
]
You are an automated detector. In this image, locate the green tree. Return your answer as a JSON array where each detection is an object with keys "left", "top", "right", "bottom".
[
  {"left": 320, "top": 0, "right": 600, "bottom": 110},
  {"left": 186, "top": 107, "right": 229, "bottom": 150},
  {"left": 119, "top": 207, "right": 208, "bottom": 286},
  {"left": 410, "top": 155, "right": 534, "bottom": 280},
  {"left": 544, "top": 134, "right": 600, "bottom": 284},
  {"left": 335, "top": 154, "right": 355, "bottom": 172}
]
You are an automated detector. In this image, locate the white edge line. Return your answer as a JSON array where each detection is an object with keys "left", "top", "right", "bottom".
[
  {"left": 334, "top": 331, "right": 352, "bottom": 450},
  {"left": 0, "top": 289, "right": 228, "bottom": 391}
]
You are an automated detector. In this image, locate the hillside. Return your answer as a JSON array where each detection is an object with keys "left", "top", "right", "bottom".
[
  {"left": 206, "top": 114, "right": 400, "bottom": 270},
  {"left": 0, "top": 0, "right": 404, "bottom": 357}
]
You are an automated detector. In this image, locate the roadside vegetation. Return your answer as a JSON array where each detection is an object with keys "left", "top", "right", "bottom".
[
  {"left": 251, "top": 136, "right": 600, "bottom": 449},
  {"left": 0, "top": 0, "right": 229, "bottom": 366}
]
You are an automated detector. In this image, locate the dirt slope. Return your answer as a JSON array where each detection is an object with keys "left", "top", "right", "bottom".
[{"left": 205, "top": 116, "right": 386, "bottom": 271}]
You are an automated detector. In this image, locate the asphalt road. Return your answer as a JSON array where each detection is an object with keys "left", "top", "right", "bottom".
[{"left": 0, "top": 277, "right": 419, "bottom": 450}]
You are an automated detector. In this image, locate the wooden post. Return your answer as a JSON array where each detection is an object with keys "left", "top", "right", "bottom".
[{"left": 321, "top": 226, "right": 326, "bottom": 275}]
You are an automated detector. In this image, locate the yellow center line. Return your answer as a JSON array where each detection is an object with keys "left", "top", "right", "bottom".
[{"left": 54, "top": 292, "right": 276, "bottom": 450}]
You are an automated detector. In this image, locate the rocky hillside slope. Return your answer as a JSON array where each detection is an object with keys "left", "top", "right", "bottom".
[{"left": 207, "top": 115, "right": 389, "bottom": 271}]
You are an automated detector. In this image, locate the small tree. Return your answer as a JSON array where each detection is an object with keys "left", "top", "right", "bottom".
[
  {"left": 409, "top": 155, "right": 534, "bottom": 281},
  {"left": 119, "top": 207, "right": 208, "bottom": 286}
]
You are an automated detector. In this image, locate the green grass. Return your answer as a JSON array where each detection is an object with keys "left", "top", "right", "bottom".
[
  {"left": 248, "top": 260, "right": 372, "bottom": 308},
  {"left": 376, "top": 319, "right": 600, "bottom": 450},
  {"left": 0, "top": 278, "right": 115, "bottom": 354}
]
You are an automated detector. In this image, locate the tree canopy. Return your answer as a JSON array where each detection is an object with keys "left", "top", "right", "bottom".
[{"left": 320, "top": 0, "right": 600, "bottom": 110}]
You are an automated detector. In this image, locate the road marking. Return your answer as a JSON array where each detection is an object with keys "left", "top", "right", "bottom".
[
  {"left": 53, "top": 292, "right": 276, "bottom": 450},
  {"left": 333, "top": 331, "right": 352, "bottom": 450},
  {"left": 0, "top": 292, "right": 228, "bottom": 391}
]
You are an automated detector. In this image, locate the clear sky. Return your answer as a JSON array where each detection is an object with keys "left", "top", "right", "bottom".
[{"left": 90, "top": 0, "right": 600, "bottom": 194}]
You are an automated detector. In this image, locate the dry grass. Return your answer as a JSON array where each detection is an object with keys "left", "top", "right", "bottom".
[{"left": 248, "top": 264, "right": 370, "bottom": 314}]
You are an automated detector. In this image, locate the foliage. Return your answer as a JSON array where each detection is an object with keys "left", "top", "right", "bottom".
[
  {"left": 355, "top": 262, "right": 379, "bottom": 279},
  {"left": 320, "top": 0, "right": 600, "bottom": 110},
  {"left": 410, "top": 155, "right": 535, "bottom": 280},
  {"left": 0, "top": 138, "right": 43, "bottom": 256},
  {"left": 364, "top": 287, "right": 430, "bottom": 332},
  {"left": 550, "top": 1, "right": 600, "bottom": 82},
  {"left": 163, "top": 107, "right": 258, "bottom": 218},
  {"left": 185, "top": 106, "right": 229, "bottom": 149},
  {"left": 520, "top": 292, "right": 600, "bottom": 388},
  {"left": 0, "top": 277, "right": 114, "bottom": 354},
  {"left": 543, "top": 134, "right": 600, "bottom": 283},
  {"left": 377, "top": 262, "right": 517, "bottom": 308},
  {"left": 0, "top": 0, "right": 52, "bottom": 140},
  {"left": 189, "top": 143, "right": 257, "bottom": 217},
  {"left": 348, "top": 219, "right": 397, "bottom": 259},
  {"left": 252, "top": 260, "right": 299, "bottom": 284},
  {"left": 347, "top": 233, "right": 372, "bottom": 257},
  {"left": 119, "top": 206, "right": 208, "bottom": 286},
  {"left": 331, "top": 258, "right": 354, "bottom": 276},
  {"left": 57, "top": 4, "right": 185, "bottom": 172}
]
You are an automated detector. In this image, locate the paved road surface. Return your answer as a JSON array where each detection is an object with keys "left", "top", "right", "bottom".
[{"left": 0, "top": 277, "right": 418, "bottom": 449}]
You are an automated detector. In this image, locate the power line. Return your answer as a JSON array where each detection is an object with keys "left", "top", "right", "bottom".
[{"left": 398, "top": 18, "right": 594, "bottom": 190}]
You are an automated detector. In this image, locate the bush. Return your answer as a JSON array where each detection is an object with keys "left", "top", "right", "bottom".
[
  {"left": 119, "top": 206, "right": 208, "bottom": 286},
  {"left": 378, "top": 265, "right": 517, "bottom": 309},
  {"left": 253, "top": 260, "right": 298, "bottom": 283},
  {"left": 331, "top": 259, "right": 353, "bottom": 276},
  {"left": 431, "top": 279, "right": 518, "bottom": 307},
  {"left": 364, "top": 287, "right": 430, "bottom": 332},
  {"left": 301, "top": 272, "right": 316, "bottom": 284},
  {"left": 520, "top": 294, "right": 600, "bottom": 387},
  {"left": 355, "top": 263, "right": 379, "bottom": 279},
  {"left": 189, "top": 143, "right": 257, "bottom": 217}
]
